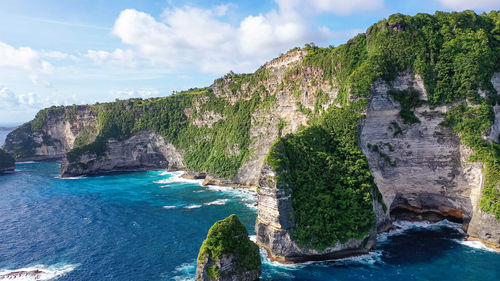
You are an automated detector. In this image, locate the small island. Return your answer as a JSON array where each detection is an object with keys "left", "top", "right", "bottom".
[{"left": 196, "top": 214, "right": 261, "bottom": 281}]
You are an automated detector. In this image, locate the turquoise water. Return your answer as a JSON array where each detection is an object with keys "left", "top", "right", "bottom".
[{"left": 0, "top": 162, "right": 498, "bottom": 280}]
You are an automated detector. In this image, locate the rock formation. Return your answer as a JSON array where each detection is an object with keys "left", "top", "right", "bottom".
[
  {"left": 196, "top": 215, "right": 261, "bottom": 281},
  {"left": 60, "top": 130, "right": 184, "bottom": 177},
  {"left": 0, "top": 149, "right": 15, "bottom": 173},
  {"left": 3, "top": 10, "right": 499, "bottom": 259}
]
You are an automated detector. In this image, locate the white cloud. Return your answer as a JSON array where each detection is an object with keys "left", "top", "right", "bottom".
[
  {"left": 110, "top": 2, "right": 356, "bottom": 74},
  {"left": 0, "top": 86, "right": 48, "bottom": 109},
  {"left": 86, "top": 49, "right": 137, "bottom": 67},
  {"left": 42, "top": 51, "right": 79, "bottom": 61},
  {"left": 109, "top": 89, "right": 159, "bottom": 100},
  {"left": 439, "top": 0, "right": 499, "bottom": 10},
  {"left": 0, "top": 42, "right": 53, "bottom": 75}
]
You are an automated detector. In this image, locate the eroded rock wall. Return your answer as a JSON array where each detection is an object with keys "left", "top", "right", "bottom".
[
  {"left": 360, "top": 71, "right": 500, "bottom": 246},
  {"left": 3, "top": 106, "right": 97, "bottom": 161},
  {"left": 60, "top": 130, "right": 184, "bottom": 177}
]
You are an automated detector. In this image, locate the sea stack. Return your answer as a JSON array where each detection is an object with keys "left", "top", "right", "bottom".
[
  {"left": 0, "top": 149, "right": 15, "bottom": 173},
  {"left": 196, "top": 214, "right": 261, "bottom": 281}
]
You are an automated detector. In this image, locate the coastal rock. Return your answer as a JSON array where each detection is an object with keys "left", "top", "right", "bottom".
[
  {"left": 196, "top": 214, "right": 261, "bottom": 281},
  {"left": 359, "top": 71, "right": 499, "bottom": 246},
  {"left": 255, "top": 164, "right": 377, "bottom": 262},
  {"left": 0, "top": 149, "right": 15, "bottom": 173},
  {"left": 181, "top": 171, "right": 207, "bottom": 180},
  {"left": 3, "top": 106, "right": 97, "bottom": 161},
  {"left": 60, "top": 130, "right": 184, "bottom": 177}
]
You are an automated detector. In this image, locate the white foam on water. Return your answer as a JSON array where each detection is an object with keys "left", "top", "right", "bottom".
[
  {"left": 162, "top": 205, "right": 177, "bottom": 209},
  {"left": 330, "top": 250, "right": 384, "bottom": 267},
  {"left": 153, "top": 171, "right": 203, "bottom": 185},
  {"left": 184, "top": 204, "right": 202, "bottom": 209},
  {"left": 377, "top": 220, "right": 463, "bottom": 244},
  {"left": 16, "top": 161, "right": 36, "bottom": 164},
  {"left": 204, "top": 185, "right": 257, "bottom": 211},
  {"left": 55, "top": 176, "right": 85, "bottom": 180},
  {"left": 0, "top": 263, "right": 78, "bottom": 281},
  {"left": 204, "top": 199, "right": 229, "bottom": 206},
  {"left": 456, "top": 239, "right": 500, "bottom": 253},
  {"left": 171, "top": 262, "right": 196, "bottom": 281}
]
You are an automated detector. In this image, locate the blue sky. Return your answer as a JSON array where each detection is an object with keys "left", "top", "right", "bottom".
[{"left": 0, "top": 0, "right": 498, "bottom": 123}]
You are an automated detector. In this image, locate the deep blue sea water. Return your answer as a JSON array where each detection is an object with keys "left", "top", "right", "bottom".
[{"left": 0, "top": 162, "right": 499, "bottom": 281}]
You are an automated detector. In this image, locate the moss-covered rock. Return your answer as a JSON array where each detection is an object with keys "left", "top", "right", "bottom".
[
  {"left": 196, "top": 214, "right": 261, "bottom": 281},
  {"left": 0, "top": 149, "right": 15, "bottom": 173}
]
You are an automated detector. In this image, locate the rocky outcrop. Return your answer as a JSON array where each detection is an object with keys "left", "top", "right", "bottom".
[
  {"left": 60, "top": 131, "right": 184, "bottom": 177},
  {"left": 196, "top": 215, "right": 261, "bottom": 281},
  {"left": 360, "top": 71, "right": 499, "bottom": 246},
  {"left": 233, "top": 50, "right": 337, "bottom": 187},
  {"left": 3, "top": 106, "right": 97, "bottom": 161},
  {"left": 255, "top": 164, "right": 378, "bottom": 262},
  {"left": 0, "top": 149, "right": 15, "bottom": 173}
]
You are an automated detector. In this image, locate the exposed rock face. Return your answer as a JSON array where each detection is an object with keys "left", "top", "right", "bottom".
[
  {"left": 0, "top": 149, "right": 15, "bottom": 173},
  {"left": 60, "top": 131, "right": 184, "bottom": 177},
  {"left": 359, "top": 71, "right": 499, "bottom": 246},
  {"left": 255, "top": 164, "right": 378, "bottom": 262},
  {"left": 3, "top": 106, "right": 97, "bottom": 161},
  {"left": 196, "top": 215, "right": 261, "bottom": 281},
  {"left": 233, "top": 50, "right": 337, "bottom": 187}
]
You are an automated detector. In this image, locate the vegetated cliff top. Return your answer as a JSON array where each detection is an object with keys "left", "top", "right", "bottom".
[
  {"left": 7, "top": 10, "right": 500, "bottom": 196},
  {"left": 197, "top": 214, "right": 261, "bottom": 274}
]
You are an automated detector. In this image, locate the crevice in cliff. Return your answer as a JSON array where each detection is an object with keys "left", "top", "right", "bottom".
[{"left": 389, "top": 194, "right": 465, "bottom": 224}]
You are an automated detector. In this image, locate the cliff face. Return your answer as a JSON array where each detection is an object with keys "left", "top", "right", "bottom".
[
  {"left": 0, "top": 149, "right": 15, "bottom": 173},
  {"left": 359, "top": 71, "right": 500, "bottom": 245},
  {"left": 3, "top": 106, "right": 97, "bottom": 161},
  {"left": 60, "top": 130, "right": 184, "bottom": 177},
  {"left": 4, "top": 10, "right": 499, "bottom": 258}
]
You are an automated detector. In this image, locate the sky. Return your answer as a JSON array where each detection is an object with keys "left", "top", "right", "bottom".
[{"left": 0, "top": 0, "right": 498, "bottom": 124}]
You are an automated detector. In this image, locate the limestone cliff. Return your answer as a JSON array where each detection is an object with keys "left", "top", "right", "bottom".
[
  {"left": 60, "top": 130, "right": 184, "bottom": 177},
  {"left": 0, "top": 149, "right": 15, "bottom": 173},
  {"left": 196, "top": 215, "right": 261, "bottom": 281},
  {"left": 3, "top": 105, "right": 97, "bottom": 161},
  {"left": 4, "top": 10, "right": 499, "bottom": 258}
]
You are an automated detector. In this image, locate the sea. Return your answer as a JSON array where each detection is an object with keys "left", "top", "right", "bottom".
[{"left": 0, "top": 130, "right": 499, "bottom": 280}]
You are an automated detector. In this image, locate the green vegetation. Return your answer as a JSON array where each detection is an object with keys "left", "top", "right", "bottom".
[
  {"left": 197, "top": 214, "right": 261, "bottom": 274},
  {"left": 206, "top": 265, "right": 219, "bottom": 280},
  {"left": 389, "top": 89, "right": 425, "bottom": 124},
  {"left": 0, "top": 149, "right": 15, "bottom": 171},
  {"left": 65, "top": 86, "right": 268, "bottom": 178},
  {"left": 304, "top": 11, "right": 500, "bottom": 105},
  {"left": 277, "top": 119, "right": 287, "bottom": 132},
  {"left": 266, "top": 101, "right": 380, "bottom": 249},
  {"left": 442, "top": 102, "right": 499, "bottom": 219},
  {"left": 390, "top": 121, "right": 403, "bottom": 136}
]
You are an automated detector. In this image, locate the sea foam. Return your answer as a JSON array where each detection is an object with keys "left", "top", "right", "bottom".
[{"left": 0, "top": 263, "right": 78, "bottom": 281}]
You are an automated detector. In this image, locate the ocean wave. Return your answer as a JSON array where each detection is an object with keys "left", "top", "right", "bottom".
[
  {"left": 455, "top": 239, "right": 500, "bottom": 253},
  {"left": 171, "top": 262, "right": 196, "bottom": 281},
  {"left": 16, "top": 161, "right": 36, "bottom": 164},
  {"left": 204, "top": 199, "right": 229, "bottom": 206},
  {"left": 0, "top": 263, "right": 78, "bottom": 281},
  {"left": 184, "top": 205, "right": 202, "bottom": 209},
  {"left": 163, "top": 205, "right": 178, "bottom": 209},
  {"left": 331, "top": 250, "right": 384, "bottom": 267},
  {"left": 377, "top": 220, "right": 463, "bottom": 244},
  {"left": 204, "top": 185, "right": 257, "bottom": 210},
  {"left": 153, "top": 171, "right": 203, "bottom": 186},
  {"left": 55, "top": 176, "right": 85, "bottom": 180}
]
